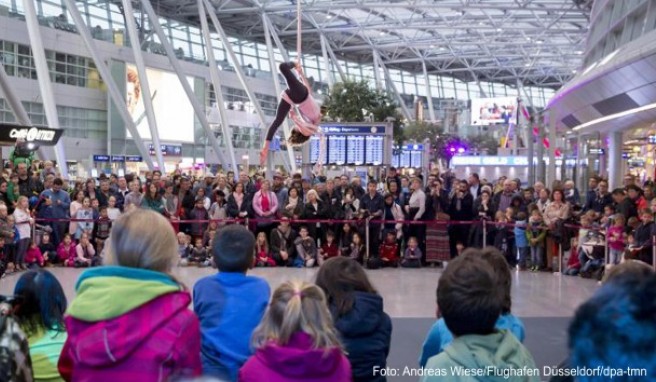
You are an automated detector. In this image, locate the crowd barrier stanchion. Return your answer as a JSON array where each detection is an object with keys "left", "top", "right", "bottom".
[
  {"left": 652, "top": 236, "right": 656, "bottom": 271},
  {"left": 365, "top": 217, "right": 370, "bottom": 263},
  {"left": 556, "top": 243, "right": 562, "bottom": 276},
  {"left": 604, "top": 228, "right": 609, "bottom": 267},
  {"left": 482, "top": 220, "right": 487, "bottom": 247}
]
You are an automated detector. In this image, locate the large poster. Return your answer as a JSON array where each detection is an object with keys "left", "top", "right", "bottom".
[
  {"left": 126, "top": 64, "right": 195, "bottom": 142},
  {"left": 470, "top": 97, "right": 516, "bottom": 125}
]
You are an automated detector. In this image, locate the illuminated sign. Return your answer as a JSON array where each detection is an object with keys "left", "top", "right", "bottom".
[{"left": 0, "top": 123, "right": 63, "bottom": 145}]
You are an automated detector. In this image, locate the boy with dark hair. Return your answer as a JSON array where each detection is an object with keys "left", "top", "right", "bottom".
[
  {"left": 419, "top": 248, "right": 526, "bottom": 368},
  {"left": 193, "top": 225, "right": 270, "bottom": 381},
  {"left": 420, "top": 249, "right": 538, "bottom": 382}
]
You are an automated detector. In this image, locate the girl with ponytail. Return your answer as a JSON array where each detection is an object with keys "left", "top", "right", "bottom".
[{"left": 239, "top": 280, "right": 352, "bottom": 382}]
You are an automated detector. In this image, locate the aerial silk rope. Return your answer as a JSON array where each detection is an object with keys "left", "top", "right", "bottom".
[{"left": 294, "top": 0, "right": 325, "bottom": 176}]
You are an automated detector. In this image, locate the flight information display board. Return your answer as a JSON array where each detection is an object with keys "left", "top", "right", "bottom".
[
  {"left": 328, "top": 135, "right": 347, "bottom": 164},
  {"left": 366, "top": 136, "right": 384, "bottom": 165},
  {"left": 348, "top": 136, "right": 366, "bottom": 165},
  {"left": 392, "top": 144, "right": 424, "bottom": 168},
  {"left": 307, "top": 124, "right": 388, "bottom": 166},
  {"left": 309, "top": 136, "right": 326, "bottom": 164}
]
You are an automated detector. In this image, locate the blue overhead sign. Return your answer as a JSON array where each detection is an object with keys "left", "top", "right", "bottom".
[
  {"left": 321, "top": 125, "right": 386, "bottom": 135},
  {"left": 125, "top": 155, "right": 143, "bottom": 162},
  {"left": 93, "top": 155, "right": 110, "bottom": 162},
  {"left": 111, "top": 155, "right": 125, "bottom": 162}
]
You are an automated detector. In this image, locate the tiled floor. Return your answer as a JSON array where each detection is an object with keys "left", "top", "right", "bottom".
[{"left": 0, "top": 266, "right": 600, "bottom": 318}]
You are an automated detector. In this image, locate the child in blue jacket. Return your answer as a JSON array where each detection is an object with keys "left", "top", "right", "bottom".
[
  {"left": 193, "top": 225, "right": 270, "bottom": 382},
  {"left": 513, "top": 212, "right": 530, "bottom": 270}
]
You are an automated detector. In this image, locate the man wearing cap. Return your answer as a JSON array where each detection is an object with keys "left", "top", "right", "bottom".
[{"left": 272, "top": 172, "right": 288, "bottom": 208}]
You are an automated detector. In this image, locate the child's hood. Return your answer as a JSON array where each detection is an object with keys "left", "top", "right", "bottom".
[
  {"left": 67, "top": 266, "right": 182, "bottom": 322},
  {"left": 257, "top": 332, "right": 346, "bottom": 378},
  {"left": 443, "top": 330, "right": 537, "bottom": 381},
  {"left": 64, "top": 266, "right": 190, "bottom": 367}
]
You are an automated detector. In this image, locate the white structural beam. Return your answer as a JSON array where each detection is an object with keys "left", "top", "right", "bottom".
[
  {"left": 201, "top": 0, "right": 268, "bottom": 127},
  {"left": 421, "top": 61, "right": 436, "bottom": 122},
  {"left": 518, "top": 80, "right": 537, "bottom": 185},
  {"left": 376, "top": 51, "right": 412, "bottom": 121},
  {"left": 372, "top": 50, "right": 383, "bottom": 91},
  {"left": 319, "top": 34, "right": 334, "bottom": 90},
  {"left": 139, "top": 0, "right": 225, "bottom": 170},
  {"left": 62, "top": 0, "right": 155, "bottom": 169},
  {"left": 0, "top": 62, "right": 48, "bottom": 160},
  {"left": 22, "top": 0, "right": 68, "bottom": 178},
  {"left": 122, "top": 0, "right": 166, "bottom": 171},
  {"left": 198, "top": 0, "right": 237, "bottom": 173},
  {"left": 262, "top": 14, "right": 296, "bottom": 173}
]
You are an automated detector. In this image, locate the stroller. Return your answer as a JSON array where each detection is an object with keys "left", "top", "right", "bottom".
[
  {"left": 0, "top": 295, "right": 33, "bottom": 382},
  {"left": 579, "top": 229, "right": 606, "bottom": 280}
]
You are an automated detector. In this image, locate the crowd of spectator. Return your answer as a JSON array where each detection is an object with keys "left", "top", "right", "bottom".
[
  {"left": 1, "top": 160, "right": 655, "bottom": 277},
  {"left": 3, "top": 209, "right": 654, "bottom": 382}
]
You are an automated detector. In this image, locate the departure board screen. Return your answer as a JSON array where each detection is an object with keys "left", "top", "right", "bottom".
[
  {"left": 328, "top": 136, "right": 347, "bottom": 164},
  {"left": 347, "top": 136, "right": 365, "bottom": 165},
  {"left": 366, "top": 136, "right": 384, "bottom": 165},
  {"left": 309, "top": 136, "right": 326, "bottom": 164},
  {"left": 401, "top": 150, "right": 412, "bottom": 168},
  {"left": 306, "top": 125, "right": 388, "bottom": 166},
  {"left": 410, "top": 150, "right": 423, "bottom": 167}
]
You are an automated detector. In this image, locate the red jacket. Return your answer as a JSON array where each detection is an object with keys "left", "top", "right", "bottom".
[
  {"left": 57, "top": 242, "right": 77, "bottom": 262},
  {"left": 321, "top": 242, "right": 339, "bottom": 259},
  {"left": 25, "top": 247, "right": 45, "bottom": 266},
  {"left": 379, "top": 242, "right": 399, "bottom": 262}
]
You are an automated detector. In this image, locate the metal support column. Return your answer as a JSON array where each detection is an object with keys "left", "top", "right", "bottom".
[
  {"left": 201, "top": 0, "right": 267, "bottom": 127},
  {"left": 547, "top": 110, "right": 557, "bottom": 185},
  {"left": 0, "top": 62, "right": 48, "bottom": 160},
  {"left": 319, "top": 34, "right": 333, "bottom": 90},
  {"left": 139, "top": 0, "right": 225, "bottom": 170},
  {"left": 422, "top": 61, "right": 436, "bottom": 122},
  {"left": 537, "top": 113, "right": 546, "bottom": 183},
  {"left": 122, "top": 0, "right": 165, "bottom": 171},
  {"left": 376, "top": 52, "right": 412, "bottom": 121},
  {"left": 22, "top": 0, "right": 68, "bottom": 177},
  {"left": 519, "top": 81, "right": 536, "bottom": 185},
  {"left": 62, "top": 0, "right": 155, "bottom": 169},
  {"left": 372, "top": 50, "right": 383, "bottom": 91},
  {"left": 324, "top": 39, "right": 347, "bottom": 82},
  {"left": 198, "top": 0, "right": 237, "bottom": 173},
  {"left": 608, "top": 131, "right": 623, "bottom": 190},
  {"left": 262, "top": 14, "right": 297, "bottom": 173}
]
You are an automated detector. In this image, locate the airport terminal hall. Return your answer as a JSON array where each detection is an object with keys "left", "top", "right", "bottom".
[{"left": 1, "top": 0, "right": 656, "bottom": 381}]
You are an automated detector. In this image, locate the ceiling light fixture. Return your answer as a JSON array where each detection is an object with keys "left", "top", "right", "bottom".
[{"left": 573, "top": 101, "right": 656, "bottom": 131}]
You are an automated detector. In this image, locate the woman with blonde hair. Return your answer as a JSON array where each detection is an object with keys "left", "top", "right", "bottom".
[
  {"left": 13, "top": 195, "right": 33, "bottom": 270},
  {"left": 58, "top": 209, "right": 202, "bottom": 381},
  {"left": 239, "top": 280, "right": 351, "bottom": 382}
]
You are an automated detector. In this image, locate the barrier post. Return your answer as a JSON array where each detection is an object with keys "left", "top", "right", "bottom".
[
  {"left": 365, "top": 217, "right": 370, "bottom": 263},
  {"left": 604, "top": 227, "right": 609, "bottom": 266},
  {"left": 652, "top": 236, "right": 656, "bottom": 270},
  {"left": 32, "top": 218, "right": 37, "bottom": 241},
  {"left": 482, "top": 220, "right": 487, "bottom": 247},
  {"left": 556, "top": 243, "right": 563, "bottom": 275}
]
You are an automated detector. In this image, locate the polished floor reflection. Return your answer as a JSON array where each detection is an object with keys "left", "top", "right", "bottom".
[{"left": 0, "top": 266, "right": 600, "bottom": 318}]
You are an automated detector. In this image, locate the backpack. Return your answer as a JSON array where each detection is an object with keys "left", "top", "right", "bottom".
[{"left": 0, "top": 313, "right": 33, "bottom": 382}]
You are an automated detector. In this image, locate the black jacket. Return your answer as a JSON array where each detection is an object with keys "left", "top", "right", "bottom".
[
  {"left": 226, "top": 193, "right": 251, "bottom": 218},
  {"left": 448, "top": 192, "right": 475, "bottom": 221},
  {"left": 331, "top": 292, "right": 392, "bottom": 382},
  {"left": 269, "top": 227, "right": 298, "bottom": 266}
]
